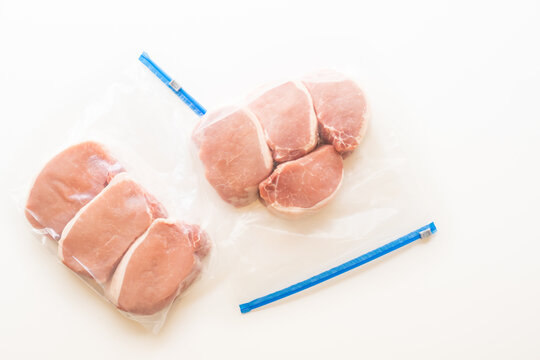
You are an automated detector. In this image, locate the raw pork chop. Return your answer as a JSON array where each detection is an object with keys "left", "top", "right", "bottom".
[
  {"left": 193, "top": 107, "right": 273, "bottom": 207},
  {"left": 58, "top": 173, "right": 167, "bottom": 283},
  {"left": 259, "top": 145, "right": 343, "bottom": 216},
  {"left": 108, "top": 219, "right": 209, "bottom": 315},
  {"left": 248, "top": 81, "right": 318, "bottom": 162},
  {"left": 303, "top": 71, "right": 368, "bottom": 153},
  {"left": 25, "top": 141, "right": 124, "bottom": 240}
]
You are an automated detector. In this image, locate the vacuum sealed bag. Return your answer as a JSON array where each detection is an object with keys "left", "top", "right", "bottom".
[{"left": 19, "top": 54, "right": 216, "bottom": 333}]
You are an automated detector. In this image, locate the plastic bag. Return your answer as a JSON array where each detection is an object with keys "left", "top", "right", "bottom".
[
  {"left": 18, "top": 54, "right": 218, "bottom": 333},
  {"left": 188, "top": 71, "right": 435, "bottom": 311}
]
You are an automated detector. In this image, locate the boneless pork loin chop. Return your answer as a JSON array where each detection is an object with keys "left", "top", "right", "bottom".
[
  {"left": 25, "top": 141, "right": 124, "bottom": 240},
  {"left": 193, "top": 107, "right": 273, "bottom": 207},
  {"left": 259, "top": 145, "right": 344, "bottom": 216},
  {"left": 108, "top": 219, "right": 209, "bottom": 315},
  {"left": 58, "top": 173, "right": 167, "bottom": 284},
  {"left": 248, "top": 81, "right": 318, "bottom": 162},
  {"left": 303, "top": 71, "right": 368, "bottom": 153}
]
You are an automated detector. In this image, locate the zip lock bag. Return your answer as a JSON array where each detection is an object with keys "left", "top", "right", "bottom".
[
  {"left": 140, "top": 53, "right": 438, "bottom": 312},
  {"left": 18, "top": 55, "right": 221, "bottom": 333}
]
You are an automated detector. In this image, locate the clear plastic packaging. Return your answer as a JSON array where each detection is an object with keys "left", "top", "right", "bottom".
[
  {"left": 18, "top": 56, "right": 217, "bottom": 333},
  {"left": 189, "top": 71, "right": 435, "bottom": 310},
  {"left": 20, "top": 51, "right": 436, "bottom": 329}
]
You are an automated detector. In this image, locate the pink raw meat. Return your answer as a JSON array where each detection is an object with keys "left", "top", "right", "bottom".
[
  {"left": 303, "top": 71, "right": 368, "bottom": 153},
  {"left": 259, "top": 145, "right": 344, "bottom": 216},
  {"left": 248, "top": 81, "right": 318, "bottom": 162},
  {"left": 25, "top": 141, "right": 124, "bottom": 240},
  {"left": 108, "top": 219, "right": 209, "bottom": 315},
  {"left": 58, "top": 173, "right": 167, "bottom": 284},
  {"left": 193, "top": 107, "right": 273, "bottom": 207}
]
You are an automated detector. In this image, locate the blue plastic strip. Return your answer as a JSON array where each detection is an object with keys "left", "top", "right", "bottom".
[
  {"left": 138, "top": 52, "right": 207, "bottom": 116},
  {"left": 239, "top": 222, "right": 437, "bottom": 314}
]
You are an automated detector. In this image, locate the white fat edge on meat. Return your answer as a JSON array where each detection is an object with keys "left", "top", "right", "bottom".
[
  {"left": 243, "top": 108, "right": 273, "bottom": 172},
  {"left": 107, "top": 218, "right": 203, "bottom": 316},
  {"left": 58, "top": 173, "right": 134, "bottom": 261},
  {"left": 106, "top": 219, "right": 174, "bottom": 305},
  {"left": 267, "top": 167, "right": 345, "bottom": 217},
  {"left": 293, "top": 80, "right": 319, "bottom": 152},
  {"left": 244, "top": 81, "right": 287, "bottom": 155},
  {"left": 199, "top": 107, "right": 272, "bottom": 206},
  {"left": 115, "top": 256, "right": 203, "bottom": 325},
  {"left": 58, "top": 173, "right": 154, "bottom": 283},
  {"left": 249, "top": 81, "right": 318, "bottom": 160},
  {"left": 338, "top": 85, "right": 369, "bottom": 147}
]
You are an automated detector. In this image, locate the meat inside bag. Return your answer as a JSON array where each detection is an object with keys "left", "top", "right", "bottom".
[
  {"left": 17, "top": 51, "right": 438, "bottom": 330},
  {"left": 191, "top": 71, "right": 369, "bottom": 217},
  {"left": 17, "top": 56, "right": 222, "bottom": 333},
  {"left": 185, "top": 69, "right": 435, "bottom": 310}
]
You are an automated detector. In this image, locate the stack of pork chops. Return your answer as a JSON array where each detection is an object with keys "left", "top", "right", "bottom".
[
  {"left": 193, "top": 70, "right": 369, "bottom": 216},
  {"left": 25, "top": 141, "right": 209, "bottom": 316}
]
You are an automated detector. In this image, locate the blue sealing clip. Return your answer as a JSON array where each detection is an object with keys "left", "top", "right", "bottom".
[
  {"left": 139, "top": 52, "right": 206, "bottom": 116},
  {"left": 239, "top": 222, "right": 437, "bottom": 313}
]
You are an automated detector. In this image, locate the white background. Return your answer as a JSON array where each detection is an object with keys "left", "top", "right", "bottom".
[{"left": 1, "top": 0, "right": 539, "bottom": 359}]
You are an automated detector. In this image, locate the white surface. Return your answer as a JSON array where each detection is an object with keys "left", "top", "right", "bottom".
[{"left": 1, "top": 0, "right": 539, "bottom": 358}]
